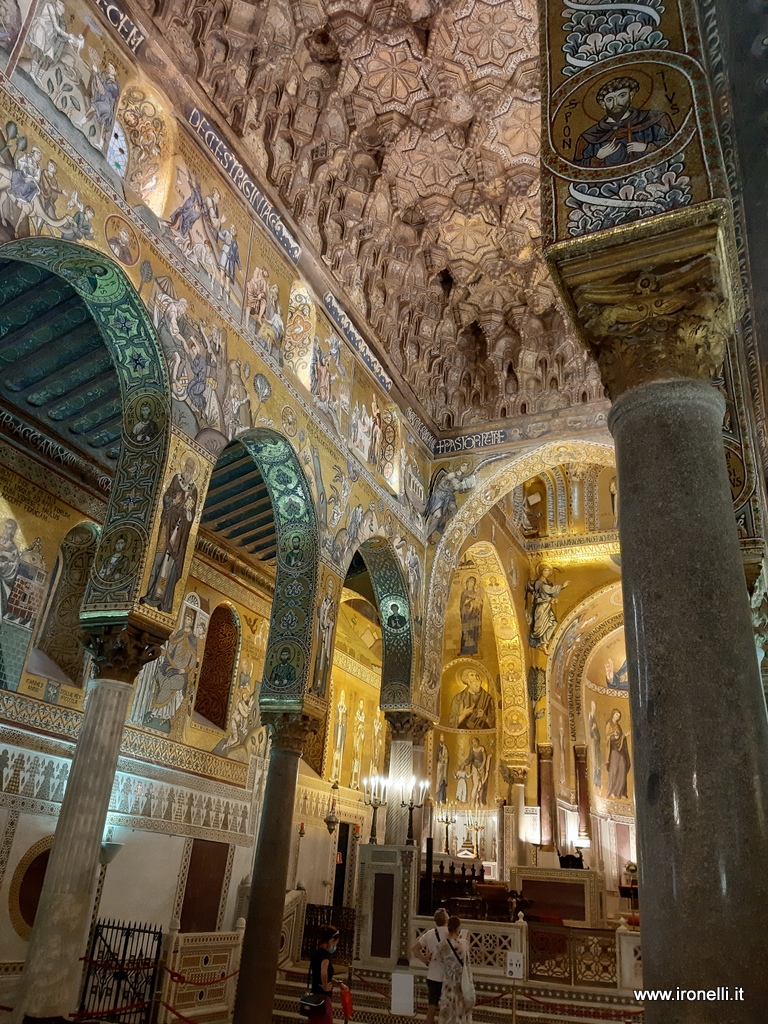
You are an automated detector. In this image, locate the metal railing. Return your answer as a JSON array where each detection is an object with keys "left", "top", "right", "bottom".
[{"left": 79, "top": 919, "right": 162, "bottom": 1024}]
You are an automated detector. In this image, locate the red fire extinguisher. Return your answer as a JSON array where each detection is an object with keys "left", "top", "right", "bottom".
[{"left": 340, "top": 983, "right": 353, "bottom": 1021}]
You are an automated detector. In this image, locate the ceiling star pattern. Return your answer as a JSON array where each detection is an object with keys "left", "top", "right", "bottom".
[{"left": 146, "top": 0, "right": 603, "bottom": 427}]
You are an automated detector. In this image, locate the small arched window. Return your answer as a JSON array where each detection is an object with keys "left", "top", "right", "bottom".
[
  {"left": 193, "top": 604, "right": 240, "bottom": 729},
  {"left": 106, "top": 121, "right": 128, "bottom": 178}
]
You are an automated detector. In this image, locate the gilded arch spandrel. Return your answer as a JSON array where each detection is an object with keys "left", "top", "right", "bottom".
[
  {"left": 0, "top": 237, "right": 173, "bottom": 626},
  {"left": 546, "top": 579, "right": 624, "bottom": 746},
  {"left": 462, "top": 541, "right": 530, "bottom": 764},
  {"left": 420, "top": 440, "right": 616, "bottom": 717}
]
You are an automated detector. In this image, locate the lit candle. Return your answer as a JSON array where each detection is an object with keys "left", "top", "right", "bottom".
[{"left": 363, "top": 778, "right": 369, "bottom": 801}]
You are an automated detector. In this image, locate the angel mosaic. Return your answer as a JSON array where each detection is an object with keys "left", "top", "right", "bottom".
[{"left": 425, "top": 460, "right": 476, "bottom": 540}]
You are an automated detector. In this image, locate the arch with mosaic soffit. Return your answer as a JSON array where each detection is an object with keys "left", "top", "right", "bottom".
[
  {"left": 203, "top": 428, "right": 321, "bottom": 711},
  {"left": 419, "top": 440, "right": 616, "bottom": 718},
  {"left": 343, "top": 535, "right": 416, "bottom": 712},
  {"left": 0, "top": 236, "right": 174, "bottom": 643},
  {"left": 0, "top": 240, "right": 180, "bottom": 1024}
]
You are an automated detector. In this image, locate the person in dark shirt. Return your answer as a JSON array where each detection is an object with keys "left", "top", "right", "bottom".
[{"left": 309, "top": 926, "right": 342, "bottom": 1023}]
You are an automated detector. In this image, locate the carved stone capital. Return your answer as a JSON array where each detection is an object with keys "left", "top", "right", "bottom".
[
  {"left": 262, "top": 712, "right": 319, "bottom": 754},
  {"left": 83, "top": 622, "right": 166, "bottom": 683},
  {"left": 574, "top": 744, "right": 587, "bottom": 763},
  {"left": 384, "top": 711, "right": 433, "bottom": 743},
  {"left": 572, "top": 258, "right": 730, "bottom": 400},
  {"left": 537, "top": 743, "right": 555, "bottom": 761},
  {"left": 500, "top": 760, "right": 529, "bottom": 786}
]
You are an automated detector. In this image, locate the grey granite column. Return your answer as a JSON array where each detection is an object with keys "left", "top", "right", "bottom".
[
  {"left": 233, "top": 713, "right": 315, "bottom": 1024},
  {"left": 13, "top": 624, "right": 162, "bottom": 1024},
  {"left": 609, "top": 378, "right": 768, "bottom": 1021}
]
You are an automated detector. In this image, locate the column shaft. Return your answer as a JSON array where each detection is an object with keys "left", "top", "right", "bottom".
[
  {"left": 574, "top": 745, "right": 590, "bottom": 840},
  {"left": 15, "top": 678, "right": 133, "bottom": 1022},
  {"left": 385, "top": 737, "right": 413, "bottom": 845},
  {"left": 610, "top": 379, "right": 768, "bottom": 1021},
  {"left": 537, "top": 745, "right": 555, "bottom": 850},
  {"left": 234, "top": 719, "right": 307, "bottom": 1024}
]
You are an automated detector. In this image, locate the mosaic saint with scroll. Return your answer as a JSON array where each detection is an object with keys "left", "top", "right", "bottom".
[
  {"left": 449, "top": 667, "right": 495, "bottom": 730},
  {"left": 142, "top": 457, "right": 198, "bottom": 613},
  {"left": 459, "top": 575, "right": 483, "bottom": 656}
]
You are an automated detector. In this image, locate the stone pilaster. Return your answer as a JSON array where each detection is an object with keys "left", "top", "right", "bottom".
[
  {"left": 14, "top": 623, "right": 164, "bottom": 1024},
  {"left": 234, "top": 712, "right": 318, "bottom": 1024},
  {"left": 500, "top": 761, "right": 529, "bottom": 870}
]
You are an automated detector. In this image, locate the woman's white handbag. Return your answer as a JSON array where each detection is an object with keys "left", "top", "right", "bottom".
[
  {"left": 448, "top": 939, "right": 476, "bottom": 1012},
  {"left": 460, "top": 960, "right": 476, "bottom": 1011}
]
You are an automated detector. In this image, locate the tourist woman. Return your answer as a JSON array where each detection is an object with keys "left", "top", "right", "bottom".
[
  {"left": 309, "top": 925, "right": 343, "bottom": 1023},
  {"left": 434, "top": 916, "right": 472, "bottom": 1024}
]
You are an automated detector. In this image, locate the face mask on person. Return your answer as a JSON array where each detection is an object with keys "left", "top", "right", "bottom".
[{"left": 328, "top": 943, "right": 338, "bottom": 954}]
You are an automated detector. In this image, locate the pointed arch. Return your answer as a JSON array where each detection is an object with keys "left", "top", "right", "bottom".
[
  {"left": 207, "top": 429, "right": 319, "bottom": 706},
  {"left": 0, "top": 238, "right": 172, "bottom": 628},
  {"left": 463, "top": 541, "right": 530, "bottom": 763},
  {"left": 354, "top": 537, "right": 414, "bottom": 710},
  {"left": 421, "top": 440, "right": 616, "bottom": 717}
]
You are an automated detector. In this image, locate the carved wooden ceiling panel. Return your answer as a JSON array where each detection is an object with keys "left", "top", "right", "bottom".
[{"left": 144, "top": 0, "right": 603, "bottom": 428}]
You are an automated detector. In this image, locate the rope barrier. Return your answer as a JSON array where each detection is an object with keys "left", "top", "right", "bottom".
[
  {"left": 521, "top": 990, "right": 644, "bottom": 1018},
  {"left": 163, "top": 966, "right": 240, "bottom": 987},
  {"left": 160, "top": 1000, "right": 207, "bottom": 1024},
  {"left": 70, "top": 1000, "right": 148, "bottom": 1018}
]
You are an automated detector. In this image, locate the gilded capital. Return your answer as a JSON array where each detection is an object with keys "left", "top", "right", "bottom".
[
  {"left": 385, "top": 711, "right": 432, "bottom": 743},
  {"left": 572, "top": 258, "right": 730, "bottom": 400},
  {"left": 83, "top": 622, "right": 167, "bottom": 683},
  {"left": 538, "top": 743, "right": 555, "bottom": 760},
  {"left": 262, "top": 712, "right": 320, "bottom": 754},
  {"left": 547, "top": 205, "right": 742, "bottom": 402},
  {"left": 500, "top": 760, "right": 529, "bottom": 786}
]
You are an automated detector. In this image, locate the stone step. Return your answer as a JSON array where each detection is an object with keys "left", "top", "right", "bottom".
[{"left": 274, "top": 970, "right": 643, "bottom": 1023}]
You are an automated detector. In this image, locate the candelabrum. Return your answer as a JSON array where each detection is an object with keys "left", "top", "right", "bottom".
[
  {"left": 362, "top": 775, "right": 388, "bottom": 844},
  {"left": 463, "top": 806, "right": 484, "bottom": 859},
  {"left": 401, "top": 776, "right": 429, "bottom": 847},
  {"left": 436, "top": 804, "right": 457, "bottom": 855}
]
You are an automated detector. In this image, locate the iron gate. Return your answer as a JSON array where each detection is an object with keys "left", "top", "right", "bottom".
[{"left": 79, "top": 919, "right": 163, "bottom": 1024}]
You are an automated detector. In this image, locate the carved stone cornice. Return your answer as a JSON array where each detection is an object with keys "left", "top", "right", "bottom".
[
  {"left": 82, "top": 623, "right": 167, "bottom": 683},
  {"left": 384, "top": 711, "right": 432, "bottom": 743},
  {"left": 262, "top": 712, "right": 319, "bottom": 754}
]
